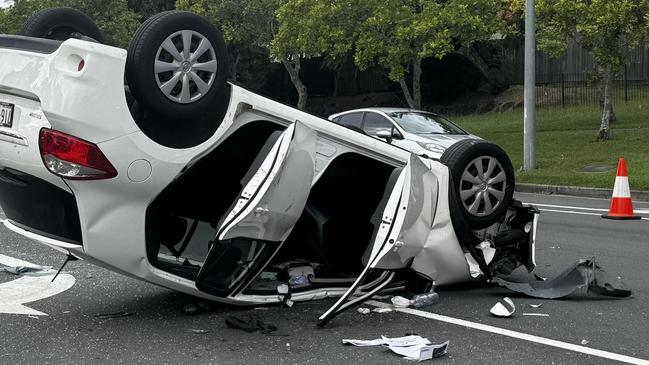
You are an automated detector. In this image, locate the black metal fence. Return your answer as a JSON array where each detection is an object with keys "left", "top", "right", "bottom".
[
  {"left": 500, "top": 38, "right": 649, "bottom": 107},
  {"left": 536, "top": 70, "right": 649, "bottom": 107}
]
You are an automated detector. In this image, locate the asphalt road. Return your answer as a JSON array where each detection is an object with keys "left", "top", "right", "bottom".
[{"left": 0, "top": 192, "right": 648, "bottom": 364}]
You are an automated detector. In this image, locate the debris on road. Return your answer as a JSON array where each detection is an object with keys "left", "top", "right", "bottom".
[
  {"left": 342, "top": 335, "right": 449, "bottom": 361},
  {"left": 529, "top": 303, "right": 543, "bottom": 308},
  {"left": 522, "top": 313, "right": 549, "bottom": 317},
  {"left": 0, "top": 265, "right": 53, "bottom": 276},
  {"left": 186, "top": 329, "right": 210, "bottom": 335},
  {"left": 494, "top": 259, "right": 631, "bottom": 299},
  {"left": 183, "top": 301, "right": 214, "bottom": 315},
  {"left": 373, "top": 307, "right": 393, "bottom": 313},
  {"left": 391, "top": 296, "right": 412, "bottom": 308},
  {"left": 94, "top": 311, "right": 133, "bottom": 319},
  {"left": 581, "top": 339, "right": 589, "bottom": 345},
  {"left": 357, "top": 307, "right": 370, "bottom": 315},
  {"left": 411, "top": 292, "right": 439, "bottom": 308},
  {"left": 490, "top": 297, "right": 515, "bottom": 317},
  {"left": 224, "top": 316, "right": 285, "bottom": 336}
]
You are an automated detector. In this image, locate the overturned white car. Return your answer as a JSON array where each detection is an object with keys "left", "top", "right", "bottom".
[{"left": 0, "top": 9, "right": 538, "bottom": 324}]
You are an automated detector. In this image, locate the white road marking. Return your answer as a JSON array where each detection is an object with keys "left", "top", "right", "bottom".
[
  {"left": 366, "top": 300, "right": 649, "bottom": 365},
  {"left": 537, "top": 208, "right": 649, "bottom": 220},
  {"left": 0, "top": 253, "right": 75, "bottom": 316},
  {"left": 529, "top": 203, "right": 609, "bottom": 212}
]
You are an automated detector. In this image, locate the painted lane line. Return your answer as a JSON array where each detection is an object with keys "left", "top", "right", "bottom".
[
  {"left": 0, "top": 254, "right": 75, "bottom": 316},
  {"left": 524, "top": 203, "right": 649, "bottom": 216},
  {"left": 366, "top": 300, "right": 649, "bottom": 365},
  {"left": 538, "top": 208, "right": 649, "bottom": 220},
  {"left": 528, "top": 203, "right": 609, "bottom": 212}
]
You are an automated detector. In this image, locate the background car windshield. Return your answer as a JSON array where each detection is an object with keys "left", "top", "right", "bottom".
[{"left": 388, "top": 112, "right": 467, "bottom": 135}]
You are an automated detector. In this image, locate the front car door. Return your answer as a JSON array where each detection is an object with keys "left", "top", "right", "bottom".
[{"left": 196, "top": 121, "right": 317, "bottom": 297}]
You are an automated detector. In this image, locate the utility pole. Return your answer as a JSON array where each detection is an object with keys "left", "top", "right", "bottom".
[{"left": 523, "top": 0, "right": 536, "bottom": 171}]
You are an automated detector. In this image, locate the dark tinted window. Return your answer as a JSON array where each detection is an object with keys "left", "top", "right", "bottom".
[
  {"left": 388, "top": 112, "right": 467, "bottom": 135},
  {"left": 363, "top": 113, "right": 394, "bottom": 136},
  {"left": 337, "top": 112, "right": 363, "bottom": 130}
]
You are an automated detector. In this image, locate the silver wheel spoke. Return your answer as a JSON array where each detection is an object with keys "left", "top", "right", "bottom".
[
  {"left": 485, "top": 158, "right": 496, "bottom": 179},
  {"left": 191, "top": 38, "right": 211, "bottom": 62},
  {"left": 160, "top": 72, "right": 182, "bottom": 96},
  {"left": 161, "top": 38, "right": 183, "bottom": 62},
  {"left": 461, "top": 170, "right": 481, "bottom": 185},
  {"left": 193, "top": 59, "right": 217, "bottom": 72},
  {"left": 488, "top": 171, "right": 506, "bottom": 185},
  {"left": 155, "top": 60, "right": 179, "bottom": 73},
  {"left": 181, "top": 30, "right": 193, "bottom": 59},
  {"left": 460, "top": 187, "right": 479, "bottom": 201},
  {"left": 474, "top": 159, "right": 485, "bottom": 180},
  {"left": 468, "top": 192, "right": 483, "bottom": 214},
  {"left": 179, "top": 74, "right": 191, "bottom": 103},
  {"left": 487, "top": 187, "right": 504, "bottom": 200},
  {"left": 482, "top": 193, "right": 493, "bottom": 214},
  {"left": 190, "top": 71, "right": 210, "bottom": 94}
]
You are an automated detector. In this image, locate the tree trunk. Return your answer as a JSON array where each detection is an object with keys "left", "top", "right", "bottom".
[
  {"left": 281, "top": 56, "right": 308, "bottom": 110},
  {"left": 597, "top": 67, "right": 616, "bottom": 124},
  {"left": 412, "top": 58, "right": 422, "bottom": 110},
  {"left": 456, "top": 45, "right": 506, "bottom": 93},
  {"left": 598, "top": 67, "right": 614, "bottom": 141},
  {"left": 231, "top": 50, "right": 241, "bottom": 82},
  {"left": 399, "top": 76, "right": 415, "bottom": 108}
]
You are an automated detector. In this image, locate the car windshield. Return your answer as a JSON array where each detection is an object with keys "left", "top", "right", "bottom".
[{"left": 387, "top": 112, "right": 467, "bottom": 135}]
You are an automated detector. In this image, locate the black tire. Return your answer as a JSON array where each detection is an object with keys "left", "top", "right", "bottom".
[
  {"left": 126, "top": 11, "right": 230, "bottom": 119},
  {"left": 440, "top": 139, "right": 515, "bottom": 229},
  {"left": 19, "top": 7, "right": 103, "bottom": 43}
]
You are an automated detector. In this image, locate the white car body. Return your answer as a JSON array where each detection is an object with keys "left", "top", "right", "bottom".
[
  {"left": 0, "top": 36, "right": 536, "bottom": 320},
  {"left": 329, "top": 108, "right": 479, "bottom": 158}
]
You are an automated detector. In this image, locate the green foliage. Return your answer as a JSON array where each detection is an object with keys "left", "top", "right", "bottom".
[
  {"left": 534, "top": 0, "right": 649, "bottom": 70},
  {"left": 0, "top": 0, "right": 139, "bottom": 48},
  {"left": 275, "top": 0, "right": 510, "bottom": 82},
  {"left": 127, "top": 0, "right": 175, "bottom": 19}
]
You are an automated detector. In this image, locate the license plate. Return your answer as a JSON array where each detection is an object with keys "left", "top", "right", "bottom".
[{"left": 0, "top": 102, "right": 14, "bottom": 128}]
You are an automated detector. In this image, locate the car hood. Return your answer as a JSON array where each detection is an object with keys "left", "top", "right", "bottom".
[{"left": 404, "top": 132, "right": 479, "bottom": 148}]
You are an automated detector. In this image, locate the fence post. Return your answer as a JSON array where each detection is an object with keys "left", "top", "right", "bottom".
[
  {"left": 561, "top": 71, "right": 566, "bottom": 108},
  {"left": 624, "top": 65, "right": 628, "bottom": 104}
]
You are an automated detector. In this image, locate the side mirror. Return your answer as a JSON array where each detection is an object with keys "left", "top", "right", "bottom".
[{"left": 375, "top": 130, "right": 393, "bottom": 144}]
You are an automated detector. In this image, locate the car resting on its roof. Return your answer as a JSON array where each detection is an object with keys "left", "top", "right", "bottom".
[{"left": 0, "top": 9, "right": 545, "bottom": 325}]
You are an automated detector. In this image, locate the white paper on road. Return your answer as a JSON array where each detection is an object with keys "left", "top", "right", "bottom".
[{"left": 342, "top": 335, "right": 449, "bottom": 361}]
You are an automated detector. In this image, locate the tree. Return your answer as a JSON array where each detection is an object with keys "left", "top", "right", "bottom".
[
  {"left": 0, "top": 0, "right": 139, "bottom": 48},
  {"left": 127, "top": 0, "right": 175, "bottom": 20},
  {"left": 276, "top": 0, "right": 510, "bottom": 109},
  {"left": 534, "top": 0, "right": 649, "bottom": 141},
  {"left": 176, "top": 0, "right": 310, "bottom": 110}
]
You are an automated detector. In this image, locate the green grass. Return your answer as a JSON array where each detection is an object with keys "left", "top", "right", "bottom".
[{"left": 451, "top": 101, "right": 649, "bottom": 190}]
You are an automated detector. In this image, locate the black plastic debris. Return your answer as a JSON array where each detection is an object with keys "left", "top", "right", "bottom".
[
  {"left": 493, "top": 259, "right": 631, "bottom": 299},
  {"left": 94, "top": 311, "right": 133, "bottom": 319},
  {"left": 183, "top": 301, "right": 213, "bottom": 315},
  {"left": 224, "top": 316, "right": 286, "bottom": 336}
]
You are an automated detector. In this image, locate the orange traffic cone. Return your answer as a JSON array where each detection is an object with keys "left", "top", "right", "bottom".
[{"left": 602, "top": 158, "right": 641, "bottom": 220}]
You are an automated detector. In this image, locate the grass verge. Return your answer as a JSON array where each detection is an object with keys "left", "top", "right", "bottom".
[{"left": 451, "top": 101, "right": 649, "bottom": 190}]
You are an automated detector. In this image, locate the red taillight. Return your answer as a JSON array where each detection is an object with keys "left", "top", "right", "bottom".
[{"left": 39, "top": 128, "right": 117, "bottom": 180}]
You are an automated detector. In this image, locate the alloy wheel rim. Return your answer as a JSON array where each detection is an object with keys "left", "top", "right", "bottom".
[
  {"left": 154, "top": 30, "right": 218, "bottom": 104},
  {"left": 459, "top": 156, "right": 507, "bottom": 217}
]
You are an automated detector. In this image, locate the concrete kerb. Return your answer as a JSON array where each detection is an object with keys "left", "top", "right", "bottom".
[{"left": 515, "top": 183, "right": 649, "bottom": 202}]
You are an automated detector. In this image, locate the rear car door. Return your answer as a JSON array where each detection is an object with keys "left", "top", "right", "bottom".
[
  {"left": 196, "top": 121, "right": 317, "bottom": 297},
  {"left": 318, "top": 153, "right": 439, "bottom": 325}
]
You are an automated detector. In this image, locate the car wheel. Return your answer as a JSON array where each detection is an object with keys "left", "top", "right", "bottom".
[
  {"left": 126, "top": 11, "right": 230, "bottom": 119},
  {"left": 440, "top": 139, "right": 514, "bottom": 229},
  {"left": 19, "top": 7, "right": 103, "bottom": 43}
]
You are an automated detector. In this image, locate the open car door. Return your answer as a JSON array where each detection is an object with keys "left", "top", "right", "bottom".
[
  {"left": 196, "top": 121, "right": 317, "bottom": 297},
  {"left": 318, "top": 154, "right": 439, "bottom": 326}
]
